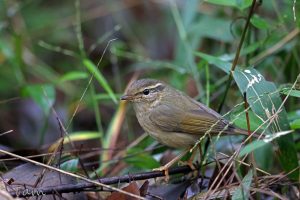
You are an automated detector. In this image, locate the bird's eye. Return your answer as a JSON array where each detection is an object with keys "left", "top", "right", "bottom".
[{"left": 143, "top": 89, "right": 150, "bottom": 95}]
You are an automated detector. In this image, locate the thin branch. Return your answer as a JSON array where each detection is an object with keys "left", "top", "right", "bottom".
[
  {"left": 0, "top": 149, "right": 145, "bottom": 200},
  {"left": 218, "top": 0, "right": 258, "bottom": 113},
  {"left": 7, "top": 165, "right": 196, "bottom": 198},
  {"left": 0, "top": 130, "right": 14, "bottom": 137},
  {"left": 250, "top": 28, "right": 300, "bottom": 65},
  {"left": 244, "top": 92, "right": 260, "bottom": 200}
]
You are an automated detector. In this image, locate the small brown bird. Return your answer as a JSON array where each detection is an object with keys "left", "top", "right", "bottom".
[
  {"left": 121, "top": 79, "right": 253, "bottom": 174},
  {"left": 121, "top": 79, "right": 250, "bottom": 148}
]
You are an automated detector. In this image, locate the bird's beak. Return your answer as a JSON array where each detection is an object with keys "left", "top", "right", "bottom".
[{"left": 120, "top": 94, "right": 134, "bottom": 101}]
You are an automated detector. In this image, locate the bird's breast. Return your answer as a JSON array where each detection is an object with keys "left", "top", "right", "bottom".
[{"left": 136, "top": 112, "right": 197, "bottom": 148}]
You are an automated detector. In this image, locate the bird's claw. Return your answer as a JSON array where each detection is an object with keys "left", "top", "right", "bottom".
[{"left": 153, "top": 166, "right": 170, "bottom": 182}]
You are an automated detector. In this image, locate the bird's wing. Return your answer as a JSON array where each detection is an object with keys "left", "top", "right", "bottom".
[{"left": 149, "top": 104, "right": 231, "bottom": 135}]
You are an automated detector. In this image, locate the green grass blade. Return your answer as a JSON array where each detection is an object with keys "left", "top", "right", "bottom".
[
  {"left": 83, "top": 59, "right": 117, "bottom": 104},
  {"left": 232, "top": 169, "right": 253, "bottom": 200}
]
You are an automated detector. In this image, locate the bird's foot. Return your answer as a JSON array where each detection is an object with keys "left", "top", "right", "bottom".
[
  {"left": 178, "top": 160, "right": 196, "bottom": 170},
  {"left": 153, "top": 166, "right": 170, "bottom": 182}
]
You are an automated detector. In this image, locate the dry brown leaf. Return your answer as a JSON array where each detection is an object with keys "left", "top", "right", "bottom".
[{"left": 107, "top": 182, "right": 140, "bottom": 200}]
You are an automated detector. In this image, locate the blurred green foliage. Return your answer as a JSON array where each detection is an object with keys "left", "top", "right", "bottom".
[{"left": 0, "top": 0, "right": 299, "bottom": 191}]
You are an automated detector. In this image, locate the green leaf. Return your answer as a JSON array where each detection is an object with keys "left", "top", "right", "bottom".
[
  {"left": 59, "top": 71, "right": 88, "bottom": 82},
  {"left": 240, "top": 140, "right": 267, "bottom": 157},
  {"left": 181, "top": 0, "right": 199, "bottom": 28},
  {"left": 239, "top": 130, "right": 293, "bottom": 157},
  {"left": 205, "top": 0, "right": 252, "bottom": 10},
  {"left": 67, "top": 131, "right": 102, "bottom": 143},
  {"left": 254, "top": 143, "right": 273, "bottom": 170},
  {"left": 233, "top": 68, "right": 299, "bottom": 180},
  {"left": 231, "top": 110, "right": 266, "bottom": 131},
  {"left": 83, "top": 59, "right": 117, "bottom": 104},
  {"left": 111, "top": 42, "right": 186, "bottom": 74},
  {"left": 250, "top": 15, "right": 270, "bottom": 30},
  {"left": 287, "top": 110, "right": 300, "bottom": 121},
  {"left": 206, "top": 41, "right": 262, "bottom": 62},
  {"left": 21, "top": 84, "right": 56, "bottom": 115},
  {"left": 290, "top": 119, "right": 300, "bottom": 130},
  {"left": 232, "top": 169, "right": 253, "bottom": 200},
  {"left": 125, "top": 148, "right": 160, "bottom": 169},
  {"left": 194, "top": 51, "right": 231, "bottom": 73},
  {"left": 60, "top": 158, "right": 79, "bottom": 173},
  {"left": 132, "top": 60, "right": 186, "bottom": 74},
  {"left": 281, "top": 88, "right": 300, "bottom": 98},
  {"left": 190, "top": 16, "right": 234, "bottom": 42},
  {"left": 171, "top": 0, "right": 200, "bottom": 81}
]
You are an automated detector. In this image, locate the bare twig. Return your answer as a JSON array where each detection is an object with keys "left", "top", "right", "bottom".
[
  {"left": 0, "top": 149, "right": 146, "bottom": 200},
  {"left": 217, "top": 152, "right": 270, "bottom": 175},
  {"left": 7, "top": 165, "right": 196, "bottom": 198},
  {"left": 218, "top": 0, "right": 258, "bottom": 113},
  {"left": 250, "top": 28, "right": 300, "bottom": 65},
  {"left": 0, "top": 130, "right": 14, "bottom": 137},
  {"left": 244, "top": 92, "right": 260, "bottom": 199}
]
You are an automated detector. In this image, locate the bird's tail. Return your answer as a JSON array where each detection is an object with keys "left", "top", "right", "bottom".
[{"left": 232, "top": 126, "right": 264, "bottom": 139}]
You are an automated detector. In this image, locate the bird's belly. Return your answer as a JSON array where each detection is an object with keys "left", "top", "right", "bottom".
[
  {"left": 135, "top": 112, "right": 197, "bottom": 148},
  {"left": 148, "top": 130, "right": 198, "bottom": 148}
]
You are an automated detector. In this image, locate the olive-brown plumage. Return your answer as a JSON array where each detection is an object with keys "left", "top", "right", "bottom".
[{"left": 121, "top": 79, "right": 249, "bottom": 148}]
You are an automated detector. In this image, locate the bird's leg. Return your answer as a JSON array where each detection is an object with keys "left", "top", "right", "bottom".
[
  {"left": 178, "top": 144, "right": 201, "bottom": 170},
  {"left": 185, "top": 147, "right": 197, "bottom": 170},
  {"left": 153, "top": 148, "right": 190, "bottom": 181}
]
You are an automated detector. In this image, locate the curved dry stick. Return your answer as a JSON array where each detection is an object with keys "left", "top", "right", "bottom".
[{"left": 0, "top": 149, "right": 145, "bottom": 200}]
